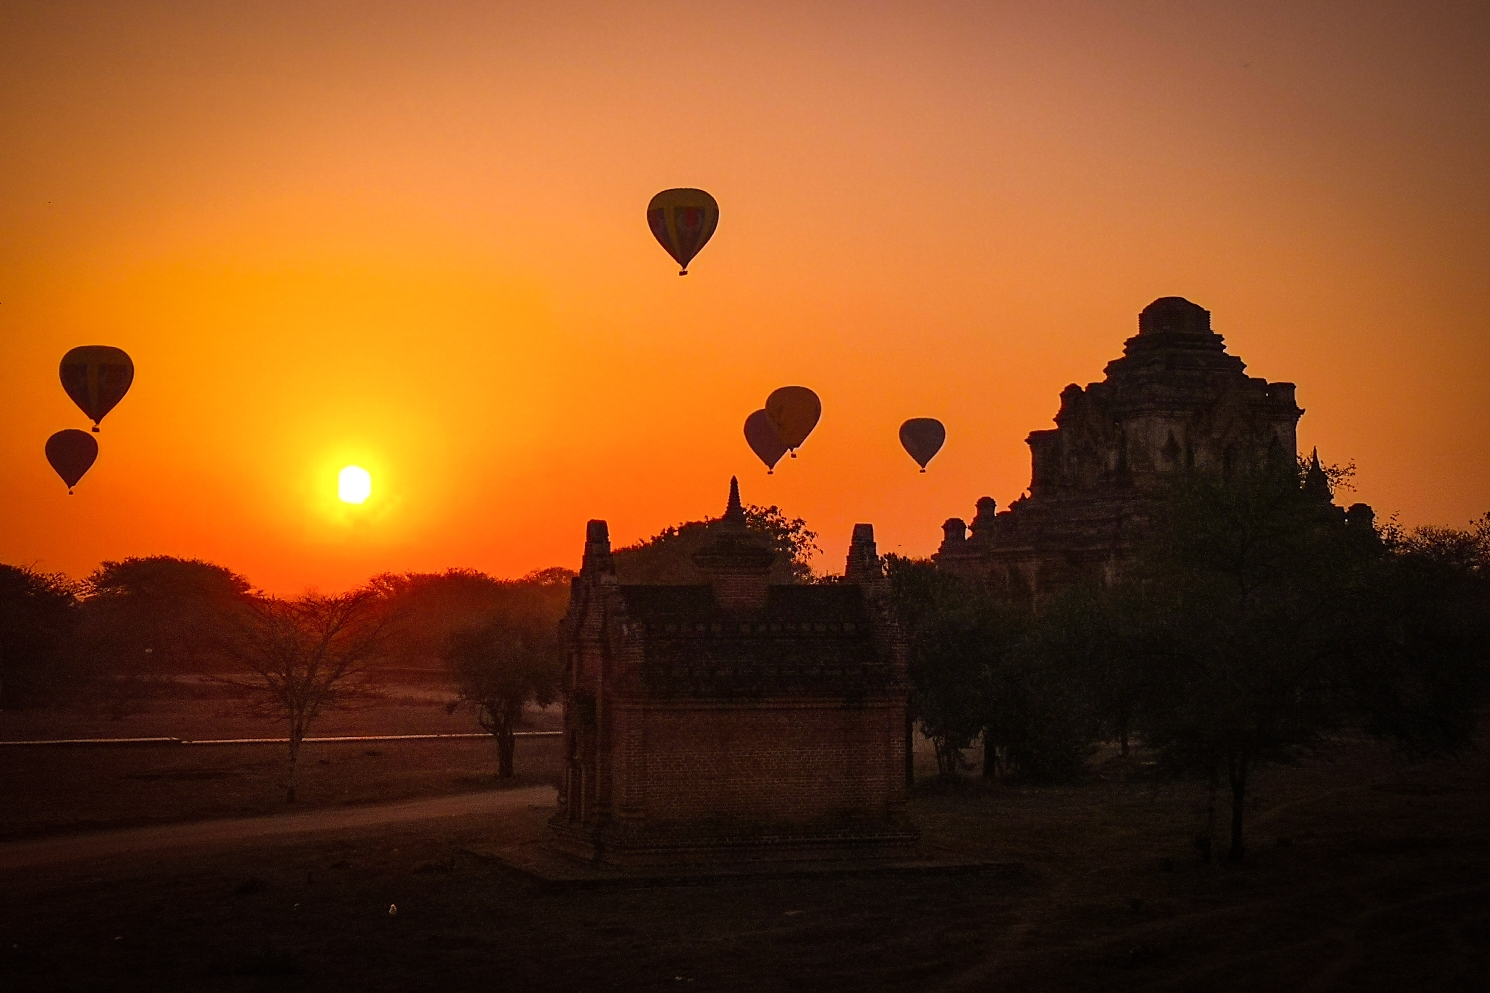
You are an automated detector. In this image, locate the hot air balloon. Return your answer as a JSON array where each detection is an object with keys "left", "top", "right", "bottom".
[
  {"left": 899, "top": 418, "right": 946, "bottom": 472},
  {"left": 647, "top": 188, "right": 719, "bottom": 275},
  {"left": 765, "top": 386, "right": 821, "bottom": 457},
  {"left": 744, "top": 409, "right": 788, "bottom": 473},
  {"left": 45, "top": 429, "right": 99, "bottom": 493},
  {"left": 60, "top": 346, "right": 134, "bottom": 431}
]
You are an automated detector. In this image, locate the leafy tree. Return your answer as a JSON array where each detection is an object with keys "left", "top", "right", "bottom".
[
  {"left": 883, "top": 554, "right": 942, "bottom": 785},
  {"left": 0, "top": 564, "right": 81, "bottom": 708},
  {"left": 886, "top": 556, "right": 1025, "bottom": 779},
  {"left": 219, "top": 589, "right": 389, "bottom": 802},
  {"left": 1119, "top": 459, "right": 1483, "bottom": 862},
  {"left": 83, "top": 556, "right": 252, "bottom": 677},
  {"left": 1000, "top": 585, "right": 1114, "bottom": 780},
  {"left": 368, "top": 567, "right": 572, "bottom": 674},
  {"left": 1037, "top": 581, "right": 1150, "bottom": 759},
  {"left": 916, "top": 592, "right": 1010, "bottom": 778},
  {"left": 886, "top": 555, "right": 962, "bottom": 778},
  {"left": 1348, "top": 513, "right": 1490, "bottom": 756},
  {"left": 614, "top": 504, "right": 819, "bottom": 584},
  {"left": 442, "top": 617, "right": 562, "bottom": 778},
  {"left": 1389, "top": 512, "right": 1490, "bottom": 576}
]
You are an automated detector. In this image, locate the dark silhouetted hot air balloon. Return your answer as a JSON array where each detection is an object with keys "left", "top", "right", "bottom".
[
  {"left": 744, "top": 409, "right": 788, "bottom": 473},
  {"left": 45, "top": 429, "right": 98, "bottom": 493},
  {"left": 647, "top": 188, "right": 719, "bottom": 275},
  {"left": 60, "top": 346, "right": 134, "bottom": 431},
  {"left": 765, "top": 386, "right": 821, "bottom": 457},
  {"left": 899, "top": 418, "right": 946, "bottom": 472}
]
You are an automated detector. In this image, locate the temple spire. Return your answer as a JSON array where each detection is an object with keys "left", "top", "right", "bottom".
[
  {"left": 694, "top": 476, "right": 774, "bottom": 610},
  {"left": 845, "top": 523, "right": 882, "bottom": 583},
  {"left": 722, "top": 475, "right": 747, "bottom": 529},
  {"left": 1303, "top": 447, "right": 1331, "bottom": 501},
  {"left": 581, "top": 519, "right": 615, "bottom": 576}
]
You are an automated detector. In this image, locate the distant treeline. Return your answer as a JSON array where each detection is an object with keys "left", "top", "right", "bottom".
[
  {"left": 0, "top": 558, "right": 569, "bottom": 706},
  {"left": 0, "top": 499, "right": 817, "bottom": 708}
]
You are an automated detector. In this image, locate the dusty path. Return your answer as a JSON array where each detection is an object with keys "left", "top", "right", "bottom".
[{"left": 0, "top": 785, "right": 556, "bottom": 872}]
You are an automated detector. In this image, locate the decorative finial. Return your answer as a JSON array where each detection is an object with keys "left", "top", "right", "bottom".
[
  {"left": 1138, "top": 297, "right": 1211, "bottom": 335},
  {"left": 694, "top": 477, "right": 776, "bottom": 608},
  {"left": 1303, "top": 447, "right": 1331, "bottom": 500},
  {"left": 723, "top": 476, "right": 746, "bottom": 528}
]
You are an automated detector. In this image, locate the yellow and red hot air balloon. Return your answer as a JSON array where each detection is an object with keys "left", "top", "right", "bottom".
[
  {"left": 647, "top": 188, "right": 719, "bottom": 275},
  {"left": 899, "top": 418, "right": 946, "bottom": 472},
  {"left": 45, "top": 429, "right": 99, "bottom": 494},
  {"left": 765, "top": 386, "right": 821, "bottom": 458},
  {"left": 60, "top": 346, "right": 134, "bottom": 432}
]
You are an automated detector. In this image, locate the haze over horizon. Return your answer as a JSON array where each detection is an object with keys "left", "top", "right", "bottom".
[{"left": 3, "top": 1, "right": 1486, "bottom": 594}]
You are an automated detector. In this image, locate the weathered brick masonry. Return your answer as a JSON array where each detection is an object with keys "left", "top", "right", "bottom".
[{"left": 551, "top": 480, "right": 916, "bottom": 864}]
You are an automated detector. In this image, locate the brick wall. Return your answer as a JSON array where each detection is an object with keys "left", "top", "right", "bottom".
[{"left": 612, "top": 698, "right": 905, "bottom": 825}]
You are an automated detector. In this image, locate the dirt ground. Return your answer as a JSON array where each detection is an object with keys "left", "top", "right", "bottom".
[
  {"left": 0, "top": 679, "right": 560, "bottom": 742},
  {"left": 2, "top": 734, "right": 1486, "bottom": 992},
  {"left": 0, "top": 688, "right": 562, "bottom": 840}
]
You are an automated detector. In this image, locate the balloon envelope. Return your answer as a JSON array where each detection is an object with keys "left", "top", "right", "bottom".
[
  {"left": 60, "top": 345, "right": 134, "bottom": 430},
  {"left": 765, "top": 386, "right": 821, "bottom": 452},
  {"left": 744, "top": 409, "right": 788, "bottom": 472},
  {"left": 45, "top": 429, "right": 99, "bottom": 492},
  {"left": 647, "top": 188, "right": 719, "bottom": 274},
  {"left": 899, "top": 417, "right": 946, "bottom": 471}
]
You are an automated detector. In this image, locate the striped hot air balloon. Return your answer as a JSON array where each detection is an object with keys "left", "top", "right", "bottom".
[
  {"left": 647, "top": 188, "right": 719, "bottom": 275},
  {"left": 60, "top": 346, "right": 134, "bottom": 431}
]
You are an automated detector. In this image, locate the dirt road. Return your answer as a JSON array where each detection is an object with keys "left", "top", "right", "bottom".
[{"left": 0, "top": 785, "right": 556, "bottom": 872}]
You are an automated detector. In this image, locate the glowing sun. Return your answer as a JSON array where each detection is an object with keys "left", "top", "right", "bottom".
[{"left": 338, "top": 465, "right": 372, "bottom": 504}]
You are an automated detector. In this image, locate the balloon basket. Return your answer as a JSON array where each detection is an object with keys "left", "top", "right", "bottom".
[
  {"left": 678, "top": 269, "right": 688, "bottom": 276},
  {"left": 91, "top": 427, "right": 100, "bottom": 433},
  {"left": 920, "top": 468, "right": 927, "bottom": 473}
]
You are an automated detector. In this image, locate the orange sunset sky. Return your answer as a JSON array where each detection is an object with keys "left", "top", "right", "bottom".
[{"left": 2, "top": 1, "right": 1487, "bottom": 593}]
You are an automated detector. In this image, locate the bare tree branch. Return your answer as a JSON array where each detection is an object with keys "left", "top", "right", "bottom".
[{"left": 215, "top": 588, "right": 389, "bottom": 801}]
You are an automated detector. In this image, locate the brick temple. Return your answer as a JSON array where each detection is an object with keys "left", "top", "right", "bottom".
[
  {"left": 550, "top": 479, "right": 916, "bottom": 865},
  {"left": 935, "top": 296, "right": 1362, "bottom": 596}
]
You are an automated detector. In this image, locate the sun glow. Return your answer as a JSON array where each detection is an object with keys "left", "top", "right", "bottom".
[{"left": 338, "top": 465, "right": 372, "bottom": 504}]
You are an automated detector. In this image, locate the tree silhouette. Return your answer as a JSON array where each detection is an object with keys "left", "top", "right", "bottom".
[
  {"left": 886, "top": 556, "right": 1031, "bottom": 779},
  {"left": 368, "top": 567, "right": 572, "bottom": 674},
  {"left": 1347, "top": 512, "right": 1490, "bottom": 756},
  {"left": 0, "top": 564, "right": 80, "bottom": 708},
  {"left": 83, "top": 556, "right": 252, "bottom": 678},
  {"left": 613, "top": 504, "right": 819, "bottom": 584},
  {"left": 442, "top": 618, "right": 561, "bottom": 778},
  {"left": 1119, "top": 460, "right": 1483, "bottom": 862},
  {"left": 220, "top": 589, "right": 388, "bottom": 802}
]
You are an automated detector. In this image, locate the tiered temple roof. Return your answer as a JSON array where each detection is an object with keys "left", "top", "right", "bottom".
[{"left": 937, "top": 297, "right": 1307, "bottom": 597}]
